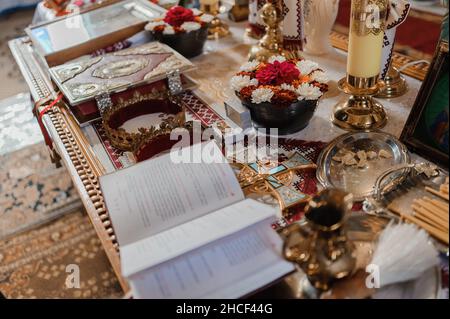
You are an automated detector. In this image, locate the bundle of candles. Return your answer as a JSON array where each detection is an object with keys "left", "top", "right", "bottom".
[{"left": 388, "top": 177, "right": 449, "bottom": 245}]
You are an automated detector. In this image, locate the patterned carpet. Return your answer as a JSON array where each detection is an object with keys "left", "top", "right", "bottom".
[
  {"left": 0, "top": 93, "right": 82, "bottom": 239},
  {"left": 0, "top": 103, "right": 123, "bottom": 297},
  {"left": 0, "top": 141, "right": 123, "bottom": 299},
  {"left": 0, "top": 211, "right": 123, "bottom": 298},
  {"left": 0, "top": 142, "right": 82, "bottom": 239}
]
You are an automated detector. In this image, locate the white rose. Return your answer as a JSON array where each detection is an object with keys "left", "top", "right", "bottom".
[
  {"left": 145, "top": 21, "right": 165, "bottom": 31},
  {"left": 239, "top": 60, "right": 260, "bottom": 72},
  {"left": 181, "top": 21, "right": 201, "bottom": 32},
  {"left": 310, "top": 70, "right": 329, "bottom": 83},
  {"left": 163, "top": 25, "right": 175, "bottom": 35},
  {"left": 251, "top": 88, "right": 274, "bottom": 104},
  {"left": 268, "top": 55, "right": 286, "bottom": 64},
  {"left": 296, "top": 60, "right": 319, "bottom": 75},
  {"left": 296, "top": 83, "right": 323, "bottom": 101},
  {"left": 191, "top": 8, "right": 202, "bottom": 16},
  {"left": 280, "top": 83, "right": 296, "bottom": 92},
  {"left": 230, "top": 75, "right": 258, "bottom": 92},
  {"left": 199, "top": 14, "right": 214, "bottom": 23}
]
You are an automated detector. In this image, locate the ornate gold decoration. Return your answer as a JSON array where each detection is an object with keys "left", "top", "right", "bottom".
[
  {"left": 92, "top": 58, "right": 149, "bottom": 79},
  {"left": 282, "top": 189, "right": 356, "bottom": 298},
  {"left": 8, "top": 38, "right": 129, "bottom": 292},
  {"left": 67, "top": 82, "right": 126, "bottom": 99},
  {"left": 231, "top": 153, "right": 316, "bottom": 215},
  {"left": 46, "top": 105, "right": 129, "bottom": 293},
  {"left": 113, "top": 42, "right": 167, "bottom": 55},
  {"left": 143, "top": 55, "right": 191, "bottom": 80},
  {"left": 101, "top": 90, "right": 186, "bottom": 152},
  {"left": 69, "top": 83, "right": 101, "bottom": 98},
  {"left": 350, "top": 0, "right": 388, "bottom": 37},
  {"left": 55, "top": 56, "right": 102, "bottom": 83},
  {"left": 332, "top": 77, "right": 387, "bottom": 131},
  {"left": 248, "top": 0, "right": 290, "bottom": 62}
]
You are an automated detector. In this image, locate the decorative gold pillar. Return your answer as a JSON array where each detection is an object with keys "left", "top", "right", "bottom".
[{"left": 248, "top": 0, "right": 287, "bottom": 62}]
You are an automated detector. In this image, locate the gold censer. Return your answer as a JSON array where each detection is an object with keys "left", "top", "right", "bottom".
[
  {"left": 333, "top": 0, "right": 389, "bottom": 131},
  {"left": 282, "top": 189, "right": 356, "bottom": 298}
]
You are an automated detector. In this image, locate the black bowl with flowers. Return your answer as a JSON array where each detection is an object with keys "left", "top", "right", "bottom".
[
  {"left": 231, "top": 56, "right": 329, "bottom": 135},
  {"left": 152, "top": 26, "right": 208, "bottom": 58},
  {"left": 240, "top": 98, "right": 318, "bottom": 135},
  {"left": 146, "top": 6, "right": 212, "bottom": 58}
]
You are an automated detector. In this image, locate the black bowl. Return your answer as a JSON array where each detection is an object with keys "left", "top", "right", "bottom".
[
  {"left": 152, "top": 27, "right": 208, "bottom": 58},
  {"left": 241, "top": 98, "right": 318, "bottom": 135}
]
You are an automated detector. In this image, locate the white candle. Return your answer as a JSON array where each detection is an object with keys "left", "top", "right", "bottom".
[{"left": 346, "top": 0, "right": 388, "bottom": 81}]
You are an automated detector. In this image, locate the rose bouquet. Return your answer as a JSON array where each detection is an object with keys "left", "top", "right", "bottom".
[
  {"left": 146, "top": 6, "right": 213, "bottom": 35},
  {"left": 230, "top": 56, "right": 329, "bottom": 134},
  {"left": 145, "top": 6, "right": 213, "bottom": 58},
  {"left": 231, "top": 55, "right": 329, "bottom": 105}
]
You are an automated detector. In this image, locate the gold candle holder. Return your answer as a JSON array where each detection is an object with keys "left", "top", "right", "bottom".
[
  {"left": 375, "top": 63, "right": 407, "bottom": 98},
  {"left": 332, "top": 0, "right": 389, "bottom": 131},
  {"left": 200, "top": 0, "right": 231, "bottom": 39},
  {"left": 248, "top": 0, "right": 287, "bottom": 62},
  {"left": 282, "top": 189, "right": 356, "bottom": 298}
]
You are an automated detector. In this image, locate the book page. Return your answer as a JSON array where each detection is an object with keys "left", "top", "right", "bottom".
[
  {"left": 128, "top": 221, "right": 295, "bottom": 299},
  {"left": 120, "top": 198, "right": 277, "bottom": 277},
  {"left": 99, "top": 141, "right": 244, "bottom": 246}
]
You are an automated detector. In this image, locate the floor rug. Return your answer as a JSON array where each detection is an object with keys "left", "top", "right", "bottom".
[
  {"left": 0, "top": 142, "right": 82, "bottom": 239},
  {"left": 0, "top": 210, "right": 123, "bottom": 298}
]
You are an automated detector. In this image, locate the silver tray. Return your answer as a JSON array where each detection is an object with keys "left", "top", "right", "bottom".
[{"left": 317, "top": 131, "right": 410, "bottom": 201}]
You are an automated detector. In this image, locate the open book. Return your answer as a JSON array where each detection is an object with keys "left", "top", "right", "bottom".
[{"left": 99, "top": 141, "right": 294, "bottom": 298}]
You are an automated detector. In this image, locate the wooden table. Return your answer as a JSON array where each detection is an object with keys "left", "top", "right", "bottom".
[{"left": 9, "top": 22, "right": 430, "bottom": 296}]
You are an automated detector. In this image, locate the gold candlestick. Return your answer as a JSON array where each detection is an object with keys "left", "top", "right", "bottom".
[
  {"left": 248, "top": 0, "right": 287, "bottom": 62},
  {"left": 375, "top": 63, "right": 407, "bottom": 98},
  {"left": 332, "top": 0, "right": 389, "bottom": 131},
  {"left": 200, "top": 0, "right": 231, "bottom": 39},
  {"left": 282, "top": 189, "right": 356, "bottom": 298}
]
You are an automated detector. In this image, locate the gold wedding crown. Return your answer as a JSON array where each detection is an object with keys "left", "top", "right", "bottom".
[{"left": 101, "top": 89, "right": 186, "bottom": 153}]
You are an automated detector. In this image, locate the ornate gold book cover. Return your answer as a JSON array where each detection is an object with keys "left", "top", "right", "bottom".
[{"left": 49, "top": 41, "right": 195, "bottom": 106}]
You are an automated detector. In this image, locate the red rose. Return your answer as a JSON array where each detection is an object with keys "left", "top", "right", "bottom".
[
  {"left": 163, "top": 6, "right": 195, "bottom": 27},
  {"left": 256, "top": 61, "right": 300, "bottom": 85}
]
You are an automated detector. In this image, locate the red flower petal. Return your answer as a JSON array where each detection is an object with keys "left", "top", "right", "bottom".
[
  {"left": 163, "top": 6, "right": 195, "bottom": 27},
  {"left": 255, "top": 61, "right": 300, "bottom": 85}
]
